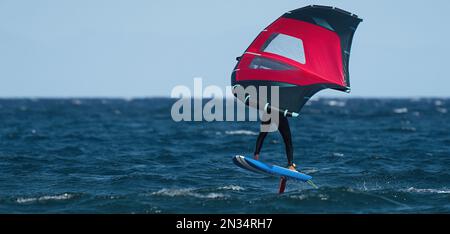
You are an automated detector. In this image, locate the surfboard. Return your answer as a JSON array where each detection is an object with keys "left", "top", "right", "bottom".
[{"left": 232, "top": 155, "right": 312, "bottom": 182}]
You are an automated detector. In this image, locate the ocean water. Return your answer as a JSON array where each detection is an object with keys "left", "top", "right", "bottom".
[{"left": 0, "top": 98, "right": 449, "bottom": 213}]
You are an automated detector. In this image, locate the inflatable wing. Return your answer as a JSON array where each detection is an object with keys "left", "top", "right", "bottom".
[{"left": 231, "top": 5, "right": 362, "bottom": 117}]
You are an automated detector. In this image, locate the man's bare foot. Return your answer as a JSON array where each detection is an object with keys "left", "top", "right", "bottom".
[
  {"left": 254, "top": 154, "right": 259, "bottom": 160},
  {"left": 288, "top": 163, "right": 297, "bottom": 172}
]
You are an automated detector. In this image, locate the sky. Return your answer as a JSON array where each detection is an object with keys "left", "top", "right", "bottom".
[{"left": 0, "top": 0, "right": 449, "bottom": 98}]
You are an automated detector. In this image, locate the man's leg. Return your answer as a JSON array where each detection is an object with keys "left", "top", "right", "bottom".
[
  {"left": 254, "top": 129, "right": 268, "bottom": 160},
  {"left": 254, "top": 116, "right": 271, "bottom": 160},
  {"left": 278, "top": 115, "right": 294, "bottom": 168}
]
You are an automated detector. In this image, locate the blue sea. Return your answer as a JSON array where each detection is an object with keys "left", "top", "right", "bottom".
[{"left": 0, "top": 98, "right": 449, "bottom": 213}]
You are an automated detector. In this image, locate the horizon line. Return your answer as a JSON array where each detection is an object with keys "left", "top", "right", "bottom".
[{"left": 0, "top": 95, "right": 449, "bottom": 99}]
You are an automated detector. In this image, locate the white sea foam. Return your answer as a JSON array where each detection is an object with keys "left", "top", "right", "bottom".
[
  {"left": 289, "top": 194, "right": 308, "bottom": 200},
  {"left": 326, "top": 100, "right": 346, "bottom": 107},
  {"left": 16, "top": 193, "right": 75, "bottom": 204},
  {"left": 434, "top": 100, "right": 444, "bottom": 106},
  {"left": 290, "top": 193, "right": 328, "bottom": 201},
  {"left": 403, "top": 187, "right": 450, "bottom": 194},
  {"left": 16, "top": 198, "right": 36, "bottom": 203},
  {"left": 301, "top": 168, "right": 318, "bottom": 174},
  {"left": 196, "top": 193, "right": 226, "bottom": 199},
  {"left": 318, "top": 194, "right": 329, "bottom": 200},
  {"left": 218, "top": 185, "right": 245, "bottom": 191},
  {"left": 393, "top": 108, "right": 408, "bottom": 114},
  {"left": 401, "top": 127, "right": 416, "bottom": 132},
  {"left": 437, "top": 108, "right": 447, "bottom": 114},
  {"left": 333, "top": 152, "right": 344, "bottom": 157},
  {"left": 151, "top": 188, "right": 227, "bottom": 199},
  {"left": 225, "top": 130, "right": 258, "bottom": 136},
  {"left": 72, "top": 99, "right": 82, "bottom": 105}
]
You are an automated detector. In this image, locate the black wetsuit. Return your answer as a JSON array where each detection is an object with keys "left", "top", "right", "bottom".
[{"left": 254, "top": 112, "right": 294, "bottom": 166}]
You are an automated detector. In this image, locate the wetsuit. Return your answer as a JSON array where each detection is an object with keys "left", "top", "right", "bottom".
[{"left": 254, "top": 112, "right": 294, "bottom": 166}]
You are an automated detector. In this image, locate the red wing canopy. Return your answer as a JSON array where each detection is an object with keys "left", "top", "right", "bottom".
[{"left": 231, "top": 5, "right": 362, "bottom": 116}]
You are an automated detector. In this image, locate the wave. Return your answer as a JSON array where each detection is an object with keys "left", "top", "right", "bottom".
[
  {"left": 436, "top": 108, "right": 447, "bottom": 114},
  {"left": 434, "top": 100, "right": 444, "bottom": 106},
  {"left": 225, "top": 130, "right": 258, "bottom": 136},
  {"left": 386, "top": 126, "right": 416, "bottom": 132},
  {"left": 284, "top": 187, "right": 411, "bottom": 209},
  {"left": 393, "top": 108, "right": 408, "bottom": 114},
  {"left": 217, "top": 185, "right": 245, "bottom": 191},
  {"left": 150, "top": 188, "right": 227, "bottom": 199},
  {"left": 16, "top": 193, "right": 77, "bottom": 204},
  {"left": 402, "top": 187, "right": 450, "bottom": 194},
  {"left": 71, "top": 99, "right": 82, "bottom": 105},
  {"left": 289, "top": 193, "right": 329, "bottom": 201},
  {"left": 326, "top": 100, "right": 346, "bottom": 107},
  {"left": 332, "top": 152, "right": 345, "bottom": 157},
  {"left": 123, "top": 97, "right": 134, "bottom": 102},
  {"left": 301, "top": 168, "right": 319, "bottom": 174}
]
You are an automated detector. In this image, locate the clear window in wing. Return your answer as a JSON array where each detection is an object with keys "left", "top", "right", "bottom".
[
  {"left": 261, "top": 33, "right": 306, "bottom": 64},
  {"left": 249, "top": 56, "right": 297, "bottom": 70}
]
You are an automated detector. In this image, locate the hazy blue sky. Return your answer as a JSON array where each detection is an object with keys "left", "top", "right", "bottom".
[{"left": 1, "top": 0, "right": 449, "bottom": 97}]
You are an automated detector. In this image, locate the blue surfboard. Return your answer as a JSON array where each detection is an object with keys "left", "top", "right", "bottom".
[{"left": 232, "top": 155, "right": 312, "bottom": 182}]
